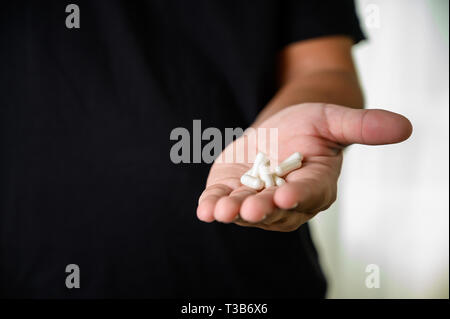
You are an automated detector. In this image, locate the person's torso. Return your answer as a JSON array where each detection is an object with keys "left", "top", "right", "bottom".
[{"left": 0, "top": 0, "right": 326, "bottom": 298}]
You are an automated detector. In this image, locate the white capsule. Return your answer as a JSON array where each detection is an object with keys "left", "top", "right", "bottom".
[
  {"left": 275, "top": 152, "right": 303, "bottom": 177},
  {"left": 258, "top": 164, "right": 275, "bottom": 188},
  {"left": 240, "top": 174, "right": 264, "bottom": 190},
  {"left": 247, "top": 152, "right": 269, "bottom": 177},
  {"left": 274, "top": 176, "right": 286, "bottom": 186}
]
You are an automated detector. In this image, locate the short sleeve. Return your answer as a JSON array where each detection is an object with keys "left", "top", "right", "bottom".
[{"left": 280, "top": 0, "right": 366, "bottom": 48}]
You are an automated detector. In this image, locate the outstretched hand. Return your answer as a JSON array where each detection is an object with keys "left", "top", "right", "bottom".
[{"left": 197, "top": 103, "right": 412, "bottom": 232}]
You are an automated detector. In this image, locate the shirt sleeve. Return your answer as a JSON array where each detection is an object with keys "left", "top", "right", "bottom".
[{"left": 280, "top": 0, "right": 366, "bottom": 48}]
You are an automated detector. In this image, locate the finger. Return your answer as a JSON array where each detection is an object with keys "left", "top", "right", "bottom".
[
  {"left": 272, "top": 156, "right": 339, "bottom": 211},
  {"left": 214, "top": 187, "right": 257, "bottom": 223},
  {"left": 240, "top": 187, "right": 277, "bottom": 223},
  {"left": 197, "top": 184, "right": 233, "bottom": 222},
  {"left": 234, "top": 209, "right": 309, "bottom": 232},
  {"left": 274, "top": 177, "right": 335, "bottom": 214},
  {"left": 260, "top": 207, "right": 287, "bottom": 224},
  {"left": 263, "top": 209, "right": 310, "bottom": 232},
  {"left": 233, "top": 208, "right": 285, "bottom": 227},
  {"left": 323, "top": 104, "right": 413, "bottom": 146}
]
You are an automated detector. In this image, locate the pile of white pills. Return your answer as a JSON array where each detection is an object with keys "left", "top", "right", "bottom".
[{"left": 240, "top": 152, "right": 303, "bottom": 190}]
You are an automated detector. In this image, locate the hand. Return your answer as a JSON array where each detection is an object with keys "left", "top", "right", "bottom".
[{"left": 196, "top": 103, "right": 412, "bottom": 232}]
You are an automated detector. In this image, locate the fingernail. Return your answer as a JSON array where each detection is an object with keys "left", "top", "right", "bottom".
[
  {"left": 261, "top": 214, "right": 267, "bottom": 221},
  {"left": 290, "top": 203, "right": 298, "bottom": 209}
]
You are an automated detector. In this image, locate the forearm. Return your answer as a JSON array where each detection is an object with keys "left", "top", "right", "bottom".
[{"left": 252, "top": 69, "right": 364, "bottom": 127}]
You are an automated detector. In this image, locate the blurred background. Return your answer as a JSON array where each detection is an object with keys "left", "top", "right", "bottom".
[{"left": 310, "top": 0, "right": 449, "bottom": 298}]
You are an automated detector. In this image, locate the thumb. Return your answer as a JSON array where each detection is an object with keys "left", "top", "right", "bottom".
[{"left": 324, "top": 104, "right": 413, "bottom": 145}]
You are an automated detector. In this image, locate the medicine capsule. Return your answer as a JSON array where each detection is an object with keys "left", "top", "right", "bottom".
[
  {"left": 274, "top": 176, "right": 286, "bottom": 186},
  {"left": 275, "top": 152, "right": 303, "bottom": 177},
  {"left": 240, "top": 174, "right": 264, "bottom": 190},
  {"left": 248, "top": 152, "right": 269, "bottom": 177},
  {"left": 259, "top": 164, "right": 275, "bottom": 188}
]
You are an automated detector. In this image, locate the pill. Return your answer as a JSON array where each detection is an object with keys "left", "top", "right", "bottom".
[
  {"left": 240, "top": 174, "right": 264, "bottom": 190},
  {"left": 248, "top": 152, "right": 269, "bottom": 177},
  {"left": 275, "top": 152, "right": 303, "bottom": 177},
  {"left": 258, "top": 164, "right": 275, "bottom": 188},
  {"left": 274, "top": 176, "right": 286, "bottom": 186}
]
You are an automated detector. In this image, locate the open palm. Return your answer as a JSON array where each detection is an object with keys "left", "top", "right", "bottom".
[{"left": 197, "top": 103, "right": 412, "bottom": 231}]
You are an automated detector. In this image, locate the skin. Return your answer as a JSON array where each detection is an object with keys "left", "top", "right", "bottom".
[{"left": 196, "top": 36, "right": 413, "bottom": 232}]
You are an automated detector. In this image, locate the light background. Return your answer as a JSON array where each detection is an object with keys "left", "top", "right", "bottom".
[{"left": 310, "top": 0, "right": 449, "bottom": 298}]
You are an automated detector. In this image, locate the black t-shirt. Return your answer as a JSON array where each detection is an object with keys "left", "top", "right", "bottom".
[{"left": 0, "top": 1, "right": 364, "bottom": 298}]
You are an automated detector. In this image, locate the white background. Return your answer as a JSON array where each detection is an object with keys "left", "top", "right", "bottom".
[{"left": 310, "top": 0, "right": 449, "bottom": 298}]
